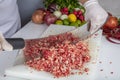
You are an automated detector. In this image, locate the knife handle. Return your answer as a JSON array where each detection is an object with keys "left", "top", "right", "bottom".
[{"left": 6, "top": 38, "right": 25, "bottom": 50}]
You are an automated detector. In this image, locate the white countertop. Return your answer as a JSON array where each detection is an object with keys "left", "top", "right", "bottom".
[{"left": 0, "top": 21, "right": 120, "bottom": 80}]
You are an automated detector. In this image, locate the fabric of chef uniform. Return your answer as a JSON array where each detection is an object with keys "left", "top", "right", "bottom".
[{"left": 0, "top": 0, "right": 21, "bottom": 38}]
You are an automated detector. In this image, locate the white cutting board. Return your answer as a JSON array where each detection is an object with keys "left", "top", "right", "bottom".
[{"left": 5, "top": 24, "right": 102, "bottom": 80}]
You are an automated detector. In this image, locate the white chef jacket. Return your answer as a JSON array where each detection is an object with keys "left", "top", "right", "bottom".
[{"left": 0, "top": 0, "right": 21, "bottom": 38}]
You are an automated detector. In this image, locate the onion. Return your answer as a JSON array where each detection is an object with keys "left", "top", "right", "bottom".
[
  {"left": 106, "top": 36, "right": 120, "bottom": 44},
  {"left": 32, "top": 10, "right": 45, "bottom": 24},
  {"left": 60, "top": 14, "right": 68, "bottom": 20},
  {"left": 102, "top": 13, "right": 120, "bottom": 44},
  {"left": 103, "top": 25, "right": 120, "bottom": 44},
  {"left": 47, "top": 3, "right": 58, "bottom": 13},
  {"left": 104, "top": 16, "right": 118, "bottom": 29},
  {"left": 53, "top": 11, "right": 62, "bottom": 18},
  {"left": 44, "top": 13, "right": 57, "bottom": 25}
]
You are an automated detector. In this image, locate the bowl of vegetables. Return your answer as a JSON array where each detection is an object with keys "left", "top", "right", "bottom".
[{"left": 32, "top": 0, "right": 86, "bottom": 28}]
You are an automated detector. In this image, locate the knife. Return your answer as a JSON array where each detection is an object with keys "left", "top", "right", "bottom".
[
  {"left": 5, "top": 16, "right": 109, "bottom": 50},
  {"left": 4, "top": 23, "right": 88, "bottom": 50},
  {"left": 4, "top": 23, "right": 94, "bottom": 50}
]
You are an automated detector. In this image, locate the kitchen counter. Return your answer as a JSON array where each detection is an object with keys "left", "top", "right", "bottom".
[{"left": 0, "top": 21, "right": 120, "bottom": 80}]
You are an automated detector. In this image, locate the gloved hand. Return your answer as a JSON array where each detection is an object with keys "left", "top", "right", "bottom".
[
  {"left": 0, "top": 32, "right": 13, "bottom": 51},
  {"left": 83, "top": 0, "right": 108, "bottom": 34}
]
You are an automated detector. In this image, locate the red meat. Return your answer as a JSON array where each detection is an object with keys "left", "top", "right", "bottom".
[{"left": 24, "top": 32, "right": 90, "bottom": 77}]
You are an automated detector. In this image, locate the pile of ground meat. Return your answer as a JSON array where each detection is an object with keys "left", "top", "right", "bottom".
[{"left": 24, "top": 32, "right": 90, "bottom": 77}]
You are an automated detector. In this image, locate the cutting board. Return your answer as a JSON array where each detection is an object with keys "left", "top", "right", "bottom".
[{"left": 5, "top": 24, "right": 102, "bottom": 80}]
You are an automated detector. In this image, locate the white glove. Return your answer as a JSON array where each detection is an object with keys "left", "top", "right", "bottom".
[
  {"left": 83, "top": 0, "right": 108, "bottom": 34},
  {"left": 0, "top": 32, "right": 13, "bottom": 51}
]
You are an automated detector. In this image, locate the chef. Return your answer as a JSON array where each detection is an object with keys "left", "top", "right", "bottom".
[
  {"left": 0, "top": 0, "right": 20, "bottom": 51},
  {"left": 0, "top": 0, "right": 108, "bottom": 51}
]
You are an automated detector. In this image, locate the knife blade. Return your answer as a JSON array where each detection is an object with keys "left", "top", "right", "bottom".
[
  {"left": 5, "top": 18, "right": 108, "bottom": 50},
  {"left": 5, "top": 23, "right": 91, "bottom": 50},
  {"left": 5, "top": 14, "right": 110, "bottom": 50}
]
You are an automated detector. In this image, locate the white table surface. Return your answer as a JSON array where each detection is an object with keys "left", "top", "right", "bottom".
[{"left": 0, "top": 21, "right": 120, "bottom": 80}]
